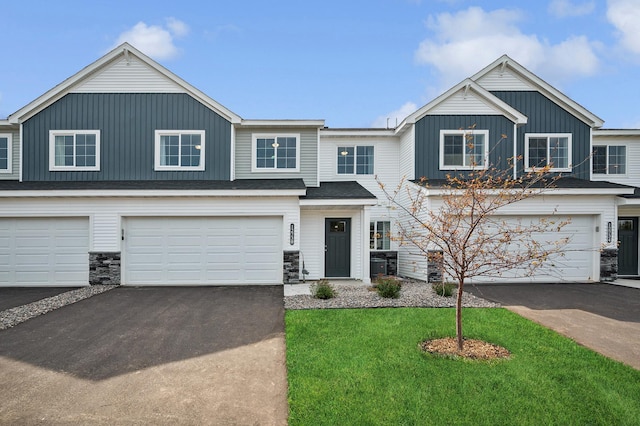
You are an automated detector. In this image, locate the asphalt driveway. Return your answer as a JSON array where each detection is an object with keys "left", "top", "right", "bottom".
[
  {"left": 0, "top": 286, "right": 288, "bottom": 425},
  {"left": 0, "top": 287, "right": 74, "bottom": 311},
  {"left": 466, "top": 282, "right": 640, "bottom": 370}
]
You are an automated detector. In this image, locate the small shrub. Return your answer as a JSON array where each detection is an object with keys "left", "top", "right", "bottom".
[
  {"left": 311, "top": 279, "right": 336, "bottom": 299},
  {"left": 432, "top": 282, "right": 456, "bottom": 297},
  {"left": 375, "top": 276, "right": 402, "bottom": 299}
]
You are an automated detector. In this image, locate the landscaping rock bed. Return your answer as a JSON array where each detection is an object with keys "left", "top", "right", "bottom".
[
  {"left": 285, "top": 280, "right": 500, "bottom": 310},
  {"left": 0, "top": 285, "right": 116, "bottom": 330}
]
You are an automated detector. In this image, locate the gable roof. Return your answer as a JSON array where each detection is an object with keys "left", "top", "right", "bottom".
[
  {"left": 396, "top": 79, "right": 528, "bottom": 134},
  {"left": 8, "top": 43, "right": 242, "bottom": 124},
  {"left": 471, "top": 55, "right": 604, "bottom": 128}
]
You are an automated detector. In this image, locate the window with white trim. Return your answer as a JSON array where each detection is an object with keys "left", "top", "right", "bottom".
[
  {"left": 154, "top": 130, "right": 205, "bottom": 171},
  {"left": 337, "top": 146, "right": 374, "bottom": 174},
  {"left": 0, "top": 133, "right": 11, "bottom": 173},
  {"left": 251, "top": 134, "right": 300, "bottom": 172},
  {"left": 370, "top": 221, "right": 391, "bottom": 250},
  {"left": 593, "top": 145, "right": 626, "bottom": 175},
  {"left": 439, "top": 129, "right": 489, "bottom": 170},
  {"left": 525, "top": 134, "right": 572, "bottom": 171},
  {"left": 49, "top": 130, "right": 100, "bottom": 171}
]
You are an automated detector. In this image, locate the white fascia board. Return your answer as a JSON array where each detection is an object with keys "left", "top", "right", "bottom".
[
  {"left": 239, "top": 119, "right": 325, "bottom": 128},
  {"left": 422, "top": 187, "right": 635, "bottom": 197},
  {"left": 471, "top": 55, "right": 604, "bottom": 128},
  {"left": 9, "top": 43, "right": 242, "bottom": 124},
  {"left": 299, "top": 198, "right": 378, "bottom": 207},
  {"left": 0, "top": 189, "right": 307, "bottom": 198},
  {"left": 594, "top": 129, "right": 640, "bottom": 137},
  {"left": 616, "top": 197, "right": 640, "bottom": 206},
  {"left": 320, "top": 129, "right": 397, "bottom": 138},
  {"left": 397, "top": 79, "right": 527, "bottom": 134}
]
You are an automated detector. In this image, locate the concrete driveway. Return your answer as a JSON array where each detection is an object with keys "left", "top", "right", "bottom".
[
  {"left": 0, "top": 286, "right": 288, "bottom": 425},
  {"left": 466, "top": 282, "right": 640, "bottom": 370}
]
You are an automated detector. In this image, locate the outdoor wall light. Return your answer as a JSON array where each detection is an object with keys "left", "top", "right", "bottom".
[
  {"left": 607, "top": 221, "right": 612, "bottom": 243},
  {"left": 290, "top": 223, "right": 295, "bottom": 245}
]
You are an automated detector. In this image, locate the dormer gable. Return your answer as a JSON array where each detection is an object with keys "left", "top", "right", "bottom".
[
  {"left": 396, "top": 79, "right": 527, "bottom": 134},
  {"left": 471, "top": 55, "right": 604, "bottom": 128},
  {"left": 8, "top": 43, "right": 242, "bottom": 125}
]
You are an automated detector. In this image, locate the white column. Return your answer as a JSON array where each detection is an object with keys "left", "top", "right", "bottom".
[{"left": 362, "top": 205, "right": 371, "bottom": 284}]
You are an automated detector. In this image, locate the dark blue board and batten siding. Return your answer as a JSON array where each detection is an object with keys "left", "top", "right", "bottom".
[
  {"left": 22, "top": 93, "right": 232, "bottom": 181},
  {"left": 414, "top": 114, "right": 515, "bottom": 180},
  {"left": 491, "top": 91, "right": 592, "bottom": 180}
]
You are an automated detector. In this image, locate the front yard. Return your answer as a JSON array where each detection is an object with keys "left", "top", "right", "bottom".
[{"left": 285, "top": 308, "right": 640, "bottom": 425}]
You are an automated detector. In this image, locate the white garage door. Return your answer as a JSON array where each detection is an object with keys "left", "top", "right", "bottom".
[
  {"left": 0, "top": 218, "right": 89, "bottom": 286},
  {"left": 470, "top": 215, "right": 597, "bottom": 283},
  {"left": 123, "top": 217, "right": 283, "bottom": 285}
]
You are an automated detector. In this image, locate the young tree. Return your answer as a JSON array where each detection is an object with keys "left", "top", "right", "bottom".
[{"left": 380, "top": 137, "right": 572, "bottom": 351}]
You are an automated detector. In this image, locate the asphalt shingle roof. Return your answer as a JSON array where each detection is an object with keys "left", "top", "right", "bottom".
[
  {"left": 302, "top": 181, "right": 377, "bottom": 200},
  {"left": 0, "top": 179, "right": 307, "bottom": 191}
]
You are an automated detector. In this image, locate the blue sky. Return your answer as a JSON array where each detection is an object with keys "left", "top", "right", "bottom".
[{"left": 2, "top": 0, "right": 640, "bottom": 128}]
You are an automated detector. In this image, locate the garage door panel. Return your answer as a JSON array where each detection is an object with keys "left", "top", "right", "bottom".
[
  {"left": 0, "top": 218, "right": 89, "bottom": 286},
  {"left": 471, "top": 215, "right": 596, "bottom": 283},
  {"left": 124, "top": 217, "right": 283, "bottom": 285}
]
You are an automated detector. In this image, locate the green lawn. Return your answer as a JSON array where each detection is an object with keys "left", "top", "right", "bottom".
[{"left": 285, "top": 308, "right": 640, "bottom": 425}]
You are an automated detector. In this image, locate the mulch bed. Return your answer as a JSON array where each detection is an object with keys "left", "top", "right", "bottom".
[{"left": 420, "top": 337, "right": 511, "bottom": 360}]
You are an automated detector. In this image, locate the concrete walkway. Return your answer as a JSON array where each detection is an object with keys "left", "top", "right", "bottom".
[{"left": 466, "top": 282, "right": 640, "bottom": 370}]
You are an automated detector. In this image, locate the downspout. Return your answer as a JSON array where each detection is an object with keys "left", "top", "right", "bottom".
[
  {"left": 513, "top": 123, "right": 517, "bottom": 179},
  {"left": 230, "top": 125, "right": 236, "bottom": 181},
  {"left": 19, "top": 123, "right": 23, "bottom": 182}
]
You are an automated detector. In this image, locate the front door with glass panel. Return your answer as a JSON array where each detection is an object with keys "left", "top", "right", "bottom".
[
  {"left": 325, "top": 218, "right": 351, "bottom": 277},
  {"left": 618, "top": 217, "right": 638, "bottom": 275}
]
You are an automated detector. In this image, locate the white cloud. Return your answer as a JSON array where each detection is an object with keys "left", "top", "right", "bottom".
[
  {"left": 548, "top": 0, "right": 595, "bottom": 17},
  {"left": 112, "top": 18, "right": 189, "bottom": 60},
  {"left": 607, "top": 0, "right": 640, "bottom": 55},
  {"left": 414, "top": 7, "right": 600, "bottom": 88},
  {"left": 166, "top": 17, "right": 190, "bottom": 37},
  {"left": 372, "top": 102, "right": 418, "bottom": 128}
]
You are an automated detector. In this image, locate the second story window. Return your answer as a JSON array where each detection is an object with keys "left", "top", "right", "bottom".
[
  {"left": 593, "top": 145, "right": 626, "bottom": 175},
  {"left": 154, "top": 130, "right": 205, "bottom": 171},
  {"left": 252, "top": 134, "right": 299, "bottom": 172},
  {"left": 525, "top": 134, "right": 572, "bottom": 172},
  {"left": 439, "top": 130, "right": 488, "bottom": 170},
  {"left": 49, "top": 130, "right": 100, "bottom": 171},
  {"left": 337, "top": 146, "right": 374, "bottom": 174},
  {"left": 0, "top": 134, "right": 10, "bottom": 173}
]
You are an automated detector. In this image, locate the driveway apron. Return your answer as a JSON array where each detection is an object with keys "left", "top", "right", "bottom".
[
  {"left": 467, "top": 283, "right": 640, "bottom": 370},
  {"left": 0, "top": 286, "right": 288, "bottom": 425}
]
